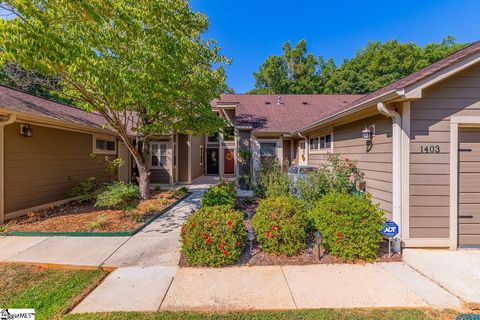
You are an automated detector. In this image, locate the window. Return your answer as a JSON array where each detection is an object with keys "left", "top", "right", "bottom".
[
  {"left": 200, "top": 145, "right": 204, "bottom": 166},
  {"left": 93, "top": 136, "right": 116, "bottom": 154},
  {"left": 260, "top": 142, "right": 276, "bottom": 162},
  {"left": 223, "top": 126, "right": 235, "bottom": 141},
  {"left": 309, "top": 134, "right": 332, "bottom": 151},
  {"left": 151, "top": 143, "right": 168, "bottom": 168}
]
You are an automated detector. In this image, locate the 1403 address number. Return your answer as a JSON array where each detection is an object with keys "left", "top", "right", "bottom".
[{"left": 420, "top": 145, "right": 440, "bottom": 153}]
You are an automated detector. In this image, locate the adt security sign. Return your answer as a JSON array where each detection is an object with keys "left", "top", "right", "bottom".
[{"left": 381, "top": 220, "right": 399, "bottom": 238}]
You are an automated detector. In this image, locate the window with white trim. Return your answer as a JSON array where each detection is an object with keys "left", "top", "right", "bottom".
[
  {"left": 93, "top": 136, "right": 116, "bottom": 154},
  {"left": 151, "top": 143, "right": 168, "bottom": 168},
  {"left": 309, "top": 134, "right": 332, "bottom": 151}
]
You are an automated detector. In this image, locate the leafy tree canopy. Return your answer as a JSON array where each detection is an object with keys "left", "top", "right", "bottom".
[
  {"left": 0, "top": 0, "right": 229, "bottom": 198},
  {"left": 251, "top": 36, "right": 468, "bottom": 94}
]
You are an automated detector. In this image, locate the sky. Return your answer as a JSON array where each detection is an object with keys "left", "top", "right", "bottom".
[{"left": 189, "top": 0, "right": 480, "bottom": 93}]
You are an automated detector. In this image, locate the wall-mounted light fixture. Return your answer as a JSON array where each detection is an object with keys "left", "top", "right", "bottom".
[
  {"left": 20, "top": 124, "right": 33, "bottom": 137},
  {"left": 362, "top": 126, "right": 373, "bottom": 142}
]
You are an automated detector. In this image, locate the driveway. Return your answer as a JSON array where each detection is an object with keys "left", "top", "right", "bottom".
[{"left": 403, "top": 248, "right": 480, "bottom": 308}]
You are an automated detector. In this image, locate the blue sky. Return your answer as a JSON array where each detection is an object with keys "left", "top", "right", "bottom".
[{"left": 189, "top": 0, "right": 480, "bottom": 93}]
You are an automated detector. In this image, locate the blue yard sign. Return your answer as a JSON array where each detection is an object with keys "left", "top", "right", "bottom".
[{"left": 381, "top": 220, "right": 399, "bottom": 238}]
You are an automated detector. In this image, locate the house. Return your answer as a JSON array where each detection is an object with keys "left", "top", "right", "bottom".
[{"left": 1, "top": 41, "right": 479, "bottom": 251}]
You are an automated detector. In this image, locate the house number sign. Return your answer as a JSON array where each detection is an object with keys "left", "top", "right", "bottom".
[{"left": 419, "top": 145, "right": 440, "bottom": 153}]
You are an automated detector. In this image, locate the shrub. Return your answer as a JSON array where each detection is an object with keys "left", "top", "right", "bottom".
[
  {"left": 253, "top": 160, "right": 290, "bottom": 198},
  {"left": 171, "top": 186, "right": 189, "bottom": 199},
  {"left": 252, "top": 196, "right": 307, "bottom": 256},
  {"left": 294, "top": 154, "right": 365, "bottom": 210},
  {"left": 201, "top": 183, "right": 236, "bottom": 208},
  {"left": 89, "top": 214, "right": 106, "bottom": 230},
  {"left": 69, "top": 177, "right": 99, "bottom": 202},
  {"left": 312, "top": 191, "right": 385, "bottom": 261},
  {"left": 95, "top": 182, "right": 141, "bottom": 209},
  {"left": 181, "top": 206, "right": 246, "bottom": 267}
]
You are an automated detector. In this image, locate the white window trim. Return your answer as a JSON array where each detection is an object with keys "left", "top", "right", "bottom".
[
  {"left": 150, "top": 142, "right": 168, "bottom": 169},
  {"left": 309, "top": 132, "right": 333, "bottom": 154},
  {"left": 200, "top": 145, "right": 204, "bottom": 166},
  {"left": 258, "top": 140, "right": 280, "bottom": 161},
  {"left": 92, "top": 135, "right": 117, "bottom": 154}
]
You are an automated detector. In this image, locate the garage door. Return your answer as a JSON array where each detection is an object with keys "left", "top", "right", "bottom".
[{"left": 458, "top": 128, "right": 480, "bottom": 247}]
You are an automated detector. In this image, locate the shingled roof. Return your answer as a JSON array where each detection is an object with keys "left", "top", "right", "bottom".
[
  {"left": 213, "top": 94, "right": 363, "bottom": 133},
  {"left": 0, "top": 85, "right": 111, "bottom": 131}
]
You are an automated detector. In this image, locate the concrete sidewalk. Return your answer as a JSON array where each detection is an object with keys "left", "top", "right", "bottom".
[{"left": 160, "top": 263, "right": 463, "bottom": 312}]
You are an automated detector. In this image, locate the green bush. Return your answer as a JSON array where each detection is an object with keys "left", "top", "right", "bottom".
[
  {"left": 95, "top": 182, "right": 141, "bottom": 209},
  {"left": 253, "top": 160, "right": 290, "bottom": 198},
  {"left": 69, "top": 177, "right": 99, "bottom": 202},
  {"left": 201, "top": 182, "right": 236, "bottom": 207},
  {"left": 252, "top": 196, "right": 307, "bottom": 256},
  {"left": 295, "top": 154, "right": 365, "bottom": 210},
  {"left": 181, "top": 206, "right": 246, "bottom": 267},
  {"left": 312, "top": 191, "right": 385, "bottom": 261}
]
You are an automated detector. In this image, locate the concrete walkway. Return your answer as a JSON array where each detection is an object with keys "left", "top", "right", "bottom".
[{"left": 404, "top": 249, "right": 480, "bottom": 309}]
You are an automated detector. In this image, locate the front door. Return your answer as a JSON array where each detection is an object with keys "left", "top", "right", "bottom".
[
  {"left": 224, "top": 149, "right": 235, "bottom": 174},
  {"left": 298, "top": 141, "right": 307, "bottom": 165},
  {"left": 206, "top": 148, "right": 219, "bottom": 175},
  {"left": 458, "top": 128, "right": 480, "bottom": 247}
]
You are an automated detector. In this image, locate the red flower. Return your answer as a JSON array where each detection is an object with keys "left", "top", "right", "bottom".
[
  {"left": 218, "top": 245, "right": 224, "bottom": 250},
  {"left": 203, "top": 233, "right": 208, "bottom": 239},
  {"left": 206, "top": 238, "right": 212, "bottom": 245},
  {"left": 191, "top": 223, "right": 197, "bottom": 228},
  {"left": 223, "top": 250, "right": 229, "bottom": 256},
  {"left": 336, "top": 231, "right": 343, "bottom": 243},
  {"left": 271, "top": 225, "right": 277, "bottom": 231},
  {"left": 236, "top": 240, "right": 241, "bottom": 247},
  {"left": 227, "top": 220, "right": 233, "bottom": 228},
  {"left": 265, "top": 230, "right": 271, "bottom": 238}
]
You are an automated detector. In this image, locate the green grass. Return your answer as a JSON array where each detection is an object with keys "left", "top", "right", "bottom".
[
  {"left": 65, "top": 309, "right": 457, "bottom": 320},
  {"left": 0, "top": 264, "right": 107, "bottom": 320},
  {"left": 0, "top": 264, "right": 462, "bottom": 320}
]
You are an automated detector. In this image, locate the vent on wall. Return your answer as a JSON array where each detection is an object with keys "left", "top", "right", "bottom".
[
  {"left": 265, "top": 101, "right": 271, "bottom": 105},
  {"left": 302, "top": 101, "right": 308, "bottom": 105}
]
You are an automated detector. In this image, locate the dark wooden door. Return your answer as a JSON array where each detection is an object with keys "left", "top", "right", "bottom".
[
  {"left": 206, "top": 148, "right": 219, "bottom": 175},
  {"left": 224, "top": 149, "right": 235, "bottom": 174}
]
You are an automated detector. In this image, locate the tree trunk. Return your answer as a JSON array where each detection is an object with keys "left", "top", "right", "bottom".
[{"left": 137, "top": 163, "right": 151, "bottom": 200}]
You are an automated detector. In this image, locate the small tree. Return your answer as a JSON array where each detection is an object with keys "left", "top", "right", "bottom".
[{"left": 0, "top": 0, "right": 228, "bottom": 199}]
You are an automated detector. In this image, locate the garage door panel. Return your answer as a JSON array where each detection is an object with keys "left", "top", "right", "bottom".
[{"left": 458, "top": 128, "right": 480, "bottom": 246}]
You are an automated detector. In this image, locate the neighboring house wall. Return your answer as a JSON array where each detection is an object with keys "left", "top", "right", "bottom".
[
  {"left": 409, "top": 62, "right": 480, "bottom": 239},
  {"left": 4, "top": 123, "right": 112, "bottom": 214},
  {"left": 177, "top": 134, "right": 189, "bottom": 182},
  {"left": 307, "top": 114, "right": 393, "bottom": 218},
  {"left": 190, "top": 135, "right": 205, "bottom": 181}
]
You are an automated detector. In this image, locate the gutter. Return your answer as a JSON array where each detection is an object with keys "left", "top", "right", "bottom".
[
  {"left": 377, "top": 102, "right": 402, "bottom": 252},
  {"left": 0, "top": 114, "right": 16, "bottom": 225}
]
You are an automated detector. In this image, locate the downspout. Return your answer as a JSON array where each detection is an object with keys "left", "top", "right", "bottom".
[
  {"left": 297, "top": 132, "right": 308, "bottom": 165},
  {"left": 377, "top": 102, "right": 402, "bottom": 252},
  {"left": 0, "top": 114, "right": 16, "bottom": 225}
]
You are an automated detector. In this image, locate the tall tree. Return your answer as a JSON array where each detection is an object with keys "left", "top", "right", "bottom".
[
  {"left": 0, "top": 0, "right": 228, "bottom": 199},
  {"left": 250, "top": 40, "right": 331, "bottom": 94},
  {"left": 323, "top": 37, "right": 467, "bottom": 94}
]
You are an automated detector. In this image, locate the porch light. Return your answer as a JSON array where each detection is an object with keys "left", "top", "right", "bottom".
[
  {"left": 362, "top": 127, "right": 372, "bottom": 141},
  {"left": 314, "top": 231, "right": 323, "bottom": 260},
  {"left": 247, "top": 229, "right": 255, "bottom": 254},
  {"left": 21, "top": 124, "right": 33, "bottom": 137}
]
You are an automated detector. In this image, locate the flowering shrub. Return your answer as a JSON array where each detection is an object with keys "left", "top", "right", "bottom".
[
  {"left": 295, "top": 153, "right": 365, "bottom": 210},
  {"left": 312, "top": 191, "right": 385, "bottom": 261},
  {"left": 181, "top": 206, "right": 246, "bottom": 267},
  {"left": 252, "top": 160, "right": 290, "bottom": 198},
  {"left": 201, "top": 181, "right": 236, "bottom": 208},
  {"left": 252, "top": 196, "right": 307, "bottom": 256}
]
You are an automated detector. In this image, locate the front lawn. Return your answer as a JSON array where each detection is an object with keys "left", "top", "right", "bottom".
[
  {"left": 0, "top": 264, "right": 461, "bottom": 320},
  {"left": 0, "top": 264, "right": 107, "bottom": 319}
]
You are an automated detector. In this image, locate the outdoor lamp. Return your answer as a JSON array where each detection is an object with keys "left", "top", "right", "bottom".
[
  {"left": 314, "top": 231, "right": 323, "bottom": 260},
  {"left": 247, "top": 229, "right": 255, "bottom": 254},
  {"left": 361, "top": 127, "right": 372, "bottom": 141},
  {"left": 21, "top": 124, "right": 33, "bottom": 137}
]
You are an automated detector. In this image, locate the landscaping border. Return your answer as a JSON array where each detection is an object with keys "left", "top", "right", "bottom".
[{"left": 4, "top": 192, "right": 191, "bottom": 237}]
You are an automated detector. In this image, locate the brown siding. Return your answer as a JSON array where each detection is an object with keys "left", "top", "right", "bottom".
[
  {"left": 190, "top": 135, "right": 205, "bottom": 181},
  {"left": 4, "top": 123, "right": 112, "bottom": 213},
  {"left": 307, "top": 115, "right": 393, "bottom": 217},
  {"left": 150, "top": 169, "right": 169, "bottom": 184},
  {"left": 409, "top": 62, "right": 480, "bottom": 239},
  {"left": 177, "top": 134, "right": 189, "bottom": 182}
]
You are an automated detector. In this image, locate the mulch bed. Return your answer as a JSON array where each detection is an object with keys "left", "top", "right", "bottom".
[
  {"left": 179, "top": 195, "right": 401, "bottom": 267},
  {"left": 5, "top": 190, "right": 184, "bottom": 233}
]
